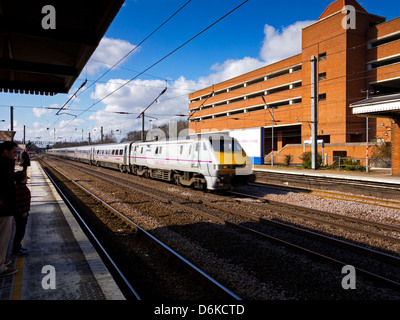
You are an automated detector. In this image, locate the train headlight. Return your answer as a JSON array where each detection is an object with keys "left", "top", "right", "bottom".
[
  {"left": 214, "top": 164, "right": 232, "bottom": 169},
  {"left": 214, "top": 164, "right": 246, "bottom": 169}
]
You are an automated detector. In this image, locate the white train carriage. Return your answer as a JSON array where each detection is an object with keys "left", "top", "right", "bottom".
[
  {"left": 74, "top": 145, "right": 93, "bottom": 164},
  {"left": 47, "top": 134, "right": 255, "bottom": 191},
  {"left": 92, "top": 142, "right": 130, "bottom": 170},
  {"left": 48, "top": 146, "right": 77, "bottom": 160}
]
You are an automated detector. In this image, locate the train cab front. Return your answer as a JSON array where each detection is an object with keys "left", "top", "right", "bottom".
[{"left": 211, "top": 137, "right": 255, "bottom": 189}]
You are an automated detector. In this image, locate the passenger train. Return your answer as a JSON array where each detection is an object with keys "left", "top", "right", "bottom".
[{"left": 47, "top": 134, "right": 256, "bottom": 191}]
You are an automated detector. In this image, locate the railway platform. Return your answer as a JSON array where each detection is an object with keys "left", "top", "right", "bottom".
[
  {"left": 254, "top": 165, "right": 400, "bottom": 185},
  {"left": 0, "top": 161, "right": 125, "bottom": 300}
]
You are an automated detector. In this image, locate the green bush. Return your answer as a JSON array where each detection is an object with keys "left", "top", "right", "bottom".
[
  {"left": 371, "top": 142, "right": 391, "bottom": 168},
  {"left": 300, "top": 151, "right": 322, "bottom": 169},
  {"left": 284, "top": 154, "right": 293, "bottom": 166},
  {"left": 340, "top": 158, "right": 365, "bottom": 171}
]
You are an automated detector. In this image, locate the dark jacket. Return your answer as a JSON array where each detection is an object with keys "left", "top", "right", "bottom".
[
  {"left": 0, "top": 155, "right": 17, "bottom": 217},
  {"left": 21, "top": 151, "right": 30, "bottom": 167}
]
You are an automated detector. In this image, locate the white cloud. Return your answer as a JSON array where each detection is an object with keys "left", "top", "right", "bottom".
[
  {"left": 88, "top": 78, "right": 190, "bottom": 136},
  {"left": 198, "top": 57, "right": 266, "bottom": 87},
  {"left": 33, "top": 107, "right": 53, "bottom": 118},
  {"left": 86, "top": 37, "right": 138, "bottom": 76},
  {"left": 260, "top": 20, "right": 314, "bottom": 65},
  {"left": 198, "top": 20, "right": 314, "bottom": 86},
  {"left": 77, "top": 20, "right": 315, "bottom": 139}
]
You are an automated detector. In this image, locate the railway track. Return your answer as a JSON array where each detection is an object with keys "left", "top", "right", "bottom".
[
  {"left": 229, "top": 189, "right": 400, "bottom": 248},
  {"left": 43, "top": 156, "right": 400, "bottom": 296},
  {"left": 254, "top": 170, "right": 400, "bottom": 201},
  {"left": 40, "top": 158, "right": 241, "bottom": 300},
  {"left": 250, "top": 180, "right": 400, "bottom": 212}
]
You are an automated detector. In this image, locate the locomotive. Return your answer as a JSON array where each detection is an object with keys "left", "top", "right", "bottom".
[{"left": 47, "top": 134, "right": 255, "bottom": 191}]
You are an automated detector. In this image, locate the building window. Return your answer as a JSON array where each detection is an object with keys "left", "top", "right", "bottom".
[
  {"left": 318, "top": 72, "right": 327, "bottom": 81},
  {"left": 318, "top": 52, "right": 327, "bottom": 61},
  {"left": 318, "top": 93, "right": 327, "bottom": 101}
]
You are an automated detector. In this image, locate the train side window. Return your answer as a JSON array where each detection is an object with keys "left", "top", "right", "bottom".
[
  {"left": 120, "top": 149, "right": 123, "bottom": 155},
  {"left": 180, "top": 145, "right": 183, "bottom": 154},
  {"left": 141, "top": 147, "right": 143, "bottom": 154},
  {"left": 203, "top": 142, "right": 207, "bottom": 151},
  {"left": 159, "top": 146, "right": 162, "bottom": 154},
  {"left": 155, "top": 147, "right": 158, "bottom": 154},
  {"left": 195, "top": 142, "right": 200, "bottom": 152},
  {"left": 112, "top": 150, "right": 115, "bottom": 155},
  {"left": 188, "top": 145, "right": 192, "bottom": 154}
]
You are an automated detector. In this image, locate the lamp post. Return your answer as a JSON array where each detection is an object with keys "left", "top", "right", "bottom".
[
  {"left": 262, "top": 96, "right": 276, "bottom": 167},
  {"left": 137, "top": 87, "right": 167, "bottom": 141},
  {"left": 361, "top": 89, "right": 376, "bottom": 173}
]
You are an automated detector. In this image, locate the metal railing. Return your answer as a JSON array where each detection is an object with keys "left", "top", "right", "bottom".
[{"left": 264, "top": 154, "right": 391, "bottom": 171}]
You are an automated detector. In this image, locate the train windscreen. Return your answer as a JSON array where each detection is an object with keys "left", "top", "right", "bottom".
[{"left": 210, "top": 137, "right": 243, "bottom": 153}]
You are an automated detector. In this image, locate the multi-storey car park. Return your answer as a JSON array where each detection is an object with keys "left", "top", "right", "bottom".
[{"left": 188, "top": 0, "right": 400, "bottom": 175}]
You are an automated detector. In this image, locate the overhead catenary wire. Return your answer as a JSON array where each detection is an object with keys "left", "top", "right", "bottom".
[
  {"left": 76, "top": 0, "right": 193, "bottom": 98},
  {"left": 52, "top": 0, "right": 193, "bottom": 127},
  {"left": 61, "top": 0, "right": 249, "bottom": 129},
  {"left": 7, "top": 7, "right": 399, "bottom": 144}
]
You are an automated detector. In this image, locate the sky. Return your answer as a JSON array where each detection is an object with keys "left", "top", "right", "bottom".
[{"left": 1, "top": 0, "right": 400, "bottom": 145}]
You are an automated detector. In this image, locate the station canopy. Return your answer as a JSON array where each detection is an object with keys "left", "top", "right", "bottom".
[
  {"left": 0, "top": 130, "right": 15, "bottom": 141},
  {"left": 350, "top": 93, "right": 400, "bottom": 119},
  {"left": 0, "top": 0, "right": 124, "bottom": 95}
]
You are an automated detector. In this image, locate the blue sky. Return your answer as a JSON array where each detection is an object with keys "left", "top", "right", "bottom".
[{"left": 1, "top": 0, "right": 400, "bottom": 145}]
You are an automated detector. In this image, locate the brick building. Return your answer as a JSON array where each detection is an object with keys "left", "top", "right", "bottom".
[{"left": 188, "top": 0, "right": 400, "bottom": 173}]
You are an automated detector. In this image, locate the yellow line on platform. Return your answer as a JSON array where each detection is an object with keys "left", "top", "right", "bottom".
[
  {"left": 11, "top": 254, "right": 24, "bottom": 300},
  {"left": 11, "top": 239, "right": 26, "bottom": 300}
]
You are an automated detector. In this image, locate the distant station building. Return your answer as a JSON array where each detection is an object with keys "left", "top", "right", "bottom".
[{"left": 188, "top": 0, "right": 400, "bottom": 175}]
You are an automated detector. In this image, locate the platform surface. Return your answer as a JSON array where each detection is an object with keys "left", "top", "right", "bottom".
[
  {"left": 254, "top": 165, "right": 400, "bottom": 184},
  {"left": 0, "top": 161, "right": 125, "bottom": 300}
]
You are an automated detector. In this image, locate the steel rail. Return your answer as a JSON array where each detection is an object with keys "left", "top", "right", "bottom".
[
  {"left": 49, "top": 158, "right": 400, "bottom": 290},
  {"left": 41, "top": 165, "right": 142, "bottom": 300},
  {"left": 250, "top": 181, "right": 400, "bottom": 211},
  {"left": 41, "top": 159, "right": 241, "bottom": 300},
  {"left": 50, "top": 156, "right": 400, "bottom": 265},
  {"left": 229, "top": 190, "right": 400, "bottom": 244},
  {"left": 253, "top": 170, "right": 400, "bottom": 201}
]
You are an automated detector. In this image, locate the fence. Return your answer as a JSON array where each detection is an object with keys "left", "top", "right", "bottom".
[{"left": 264, "top": 154, "right": 391, "bottom": 171}]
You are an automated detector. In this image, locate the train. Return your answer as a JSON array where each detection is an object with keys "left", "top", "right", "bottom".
[{"left": 46, "top": 134, "right": 256, "bottom": 191}]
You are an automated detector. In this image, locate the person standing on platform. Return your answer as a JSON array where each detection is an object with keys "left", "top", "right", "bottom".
[
  {"left": 0, "top": 141, "right": 18, "bottom": 277},
  {"left": 12, "top": 170, "right": 31, "bottom": 256},
  {"left": 19, "top": 147, "right": 30, "bottom": 176}
]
